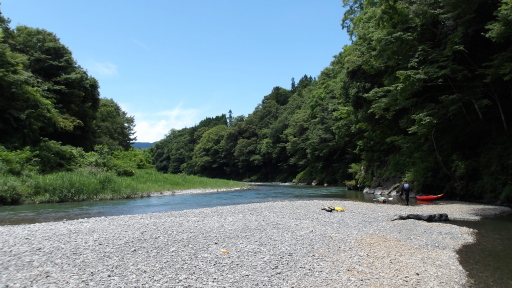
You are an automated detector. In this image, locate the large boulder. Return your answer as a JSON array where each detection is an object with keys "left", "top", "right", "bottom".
[
  {"left": 386, "top": 183, "right": 401, "bottom": 195},
  {"left": 363, "top": 177, "right": 402, "bottom": 194}
]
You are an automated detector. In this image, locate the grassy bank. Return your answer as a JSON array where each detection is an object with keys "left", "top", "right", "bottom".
[{"left": 0, "top": 168, "right": 247, "bottom": 205}]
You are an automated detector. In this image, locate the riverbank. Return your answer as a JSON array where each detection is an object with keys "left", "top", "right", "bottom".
[
  {"left": 0, "top": 168, "right": 248, "bottom": 205},
  {"left": 147, "top": 186, "right": 249, "bottom": 197},
  {"left": 0, "top": 200, "right": 510, "bottom": 287}
]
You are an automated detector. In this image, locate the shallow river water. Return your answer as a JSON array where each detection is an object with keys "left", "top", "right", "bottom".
[
  {"left": 0, "top": 184, "right": 381, "bottom": 225},
  {"left": 0, "top": 184, "right": 511, "bottom": 286}
]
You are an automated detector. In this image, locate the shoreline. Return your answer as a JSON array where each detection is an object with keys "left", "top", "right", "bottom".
[
  {"left": 1, "top": 200, "right": 510, "bottom": 287},
  {"left": 147, "top": 186, "right": 249, "bottom": 197}
]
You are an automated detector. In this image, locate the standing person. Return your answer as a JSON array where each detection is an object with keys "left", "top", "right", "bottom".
[{"left": 400, "top": 179, "right": 411, "bottom": 206}]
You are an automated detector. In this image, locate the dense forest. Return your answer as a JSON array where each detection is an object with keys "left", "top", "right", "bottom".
[
  {"left": 0, "top": 9, "right": 163, "bottom": 205},
  {"left": 0, "top": 12, "right": 136, "bottom": 152},
  {"left": 0, "top": 9, "right": 142, "bottom": 177},
  {"left": 152, "top": 0, "right": 512, "bottom": 204}
]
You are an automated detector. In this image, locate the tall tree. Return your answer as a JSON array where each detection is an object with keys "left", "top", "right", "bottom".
[
  {"left": 93, "top": 98, "right": 136, "bottom": 151},
  {"left": 0, "top": 13, "right": 64, "bottom": 149},
  {"left": 341, "top": 0, "right": 512, "bottom": 200},
  {"left": 9, "top": 26, "right": 100, "bottom": 150}
]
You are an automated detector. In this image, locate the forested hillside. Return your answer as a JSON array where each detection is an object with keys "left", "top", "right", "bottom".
[
  {"left": 152, "top": 0, "right": 512, "bottom": 204},
  {"left": 0, "top": 9, "right": 147, "bottom": 205},
  {"left": 0, "top": 11, "right": 135, "bottom": 152}
]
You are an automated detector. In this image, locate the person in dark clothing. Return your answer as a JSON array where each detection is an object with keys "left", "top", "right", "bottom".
[{"left": 400, "top": 179, "right": 411, "bottom": 206}]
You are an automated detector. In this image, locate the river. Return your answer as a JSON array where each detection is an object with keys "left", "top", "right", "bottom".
[{"left": 1, "top": 184, "right": 511, "bottom": 286}]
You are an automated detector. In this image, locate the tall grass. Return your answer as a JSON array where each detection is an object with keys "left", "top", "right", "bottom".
[
  {"left": 120, "top": 169, "right": 247, "bottom": 194},
  {"left": 0, "top": 168, "right": 247, "bottom": 205}
]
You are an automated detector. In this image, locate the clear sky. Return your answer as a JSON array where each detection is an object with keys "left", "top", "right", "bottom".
[{"left": 1, "top": 1, "right": 350, "bottom": 142}]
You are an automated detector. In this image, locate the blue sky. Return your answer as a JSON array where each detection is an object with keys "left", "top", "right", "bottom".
[{"left": 2, "top": 1, "right": 350, "bottom": 142}]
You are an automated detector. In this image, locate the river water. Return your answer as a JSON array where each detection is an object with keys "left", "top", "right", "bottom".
[
  {"left": 1, "top": 184, "right": 511, "bottom": 286},
  {"left": 0, "top": 184, "right": 380, "bottom": 225}
]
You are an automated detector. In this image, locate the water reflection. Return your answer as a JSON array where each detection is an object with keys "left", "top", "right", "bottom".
[{"left": 454, "top": 214, "right": 512, "bottom": 288}]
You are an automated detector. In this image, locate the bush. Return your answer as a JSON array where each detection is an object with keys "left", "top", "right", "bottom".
[
  {"left": 499, "top": 184, "right": 512, "bottom": 204},
  {"left": 34, "top": 139, "right": 85, "bottom": 174},
  {"left": 80, "top": 145, "right": 114, "bottom": 170},
  {"left": 0, "top": 146, "right": 38, "bottom": 176},
  {"left": 113, "top": 149, "right": 153, "bottom": 169},
  {"left": 114, "top": 165, "right": 135, "bottom": 177},
  {"left": 0, "top": 176, "right": 25, "bottom": 205},
  {"left": 293, "top": 166, "right": 315, "bottom": 184},
  {"left": 80, "top": 146, "right": 141, "bottom": 176}
]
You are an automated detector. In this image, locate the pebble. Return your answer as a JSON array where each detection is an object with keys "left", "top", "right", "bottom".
[{"left": 0, "top": 200, "right": 510, "bottom": 287}]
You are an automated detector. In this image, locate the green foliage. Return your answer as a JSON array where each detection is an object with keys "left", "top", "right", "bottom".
[
  {"left": 0, "top": 168, "right": 246, "bottom": 205},
  {"left": 151, "top": 115, "right": 227, "bottom": 175},
  {"left": 79, "top": 145, "right": 139, "bottom": 177},
  {"left": 346, "top": 162, "right": 365, "bottom": 189},
  {"left": 333, "top": 0, "right": 512, "bottom": 201},
  {"left": 34, "top": 139, "right": 85, "bottom": 174},
  {"left": 293, "top": 167, "right": 315, "bottom": 184},
  {"left": 8, "top": 26, "right": 101, "bottom": 150},
  {"left": 0, "top": 146, "right": 37, "bottom": 176},
  {"left": 1, "top": 8, "right": 135, "bottom": 153},
  {"left": 93, "top": 98, "right": 137, "bottom": 150},
  {"left": 0, "top": 175, "right": 25, "bottom": 205},
  {"left": 114, "top": 149, "right": 153, "bottom": 169},
  {"left": 500, "top": 184, "right": 512, "bottom": 204},
  {"left": 28, "top": 169, "right": 121, "bottom": 203},
  {"left": 148, "top": 0, "right": 512, "bottom": 204},
  {"left": 190, "top": 125, "right": 229, "bottom": 177},
  {"left": 0, "top": 29, "right": 60, "bottom": 149}
]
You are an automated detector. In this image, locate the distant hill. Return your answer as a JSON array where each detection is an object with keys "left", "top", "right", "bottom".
[{"left": 131, "top": 142, "right": 156, "bottom": 149}]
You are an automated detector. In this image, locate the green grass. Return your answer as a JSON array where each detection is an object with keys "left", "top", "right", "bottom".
[
  {"left": 0, "top": 168, "right": 247, "bottom": 205},
  {"left": 117, "top": 169, "right": 247, "bottom": 194}
]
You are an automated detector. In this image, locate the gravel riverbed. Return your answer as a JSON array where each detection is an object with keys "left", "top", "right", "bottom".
[{"left": 1, "top": 199, "right": 510, "bottom": 287}]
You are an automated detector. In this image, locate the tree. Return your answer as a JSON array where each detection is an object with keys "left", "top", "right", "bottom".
[
  {"left": 9, "top": 26, "right": 100, "bottom": 150},
  {"left": 227, "top": 110, "right": 234, "bottom": 127},
  {"left": 0, "top": 13, "right": 64, "bottom": 149},
  {"left": 151, "top": 115, "right": 227, "bottom": 174},
  {"left": 190, "top": 125, "right": 229, "bottom": 177},
  {"left": 93, "top": 98, "right": 136, "bottom": 151},
  {"left": 339, "top": 0, "right": 512, "bottom": 200}
]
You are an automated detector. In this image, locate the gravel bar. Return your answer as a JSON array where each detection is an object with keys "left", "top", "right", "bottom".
[{"left": 1, "top": 200, "right": 510, "bottom": 287}]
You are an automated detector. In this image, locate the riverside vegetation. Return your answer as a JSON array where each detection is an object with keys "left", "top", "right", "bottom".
[
  {"left": 0, "top": 10, "right": 245, "bottom": 205},
  {"left": 2, "top": 1, "right": 512, "bottom": 206},
  {"left": 151, "top": 1, "right": 512, "bottom": 205},
  {"left": 0, "top": 143, "right": 246, "bottom": 205}
]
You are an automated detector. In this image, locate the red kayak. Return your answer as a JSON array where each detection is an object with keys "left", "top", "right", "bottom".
[{"left": 416, "top": 194, "right": 444, "bottom": 201}]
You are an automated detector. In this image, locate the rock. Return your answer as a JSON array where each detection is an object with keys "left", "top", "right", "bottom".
[
  {"left": 386, "top": 183, "right": 401, "bottom": 195},
  {"left": 374, "top": 187, "right": 386, "bottom": 195},
  {"left": 363, "top": 187, "right": 373, "bottom": 194},
  {"left": 392, "top": 213, "right": 449, "bottom": 222},
  {"left": 363, "top": 177, "right": 403, "bottom": 195}
]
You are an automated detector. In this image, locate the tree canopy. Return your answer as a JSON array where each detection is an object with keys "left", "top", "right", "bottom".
[{"left": 0, "top": 10, "right": 135, "bottom": 152}]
